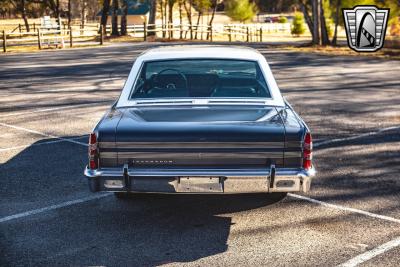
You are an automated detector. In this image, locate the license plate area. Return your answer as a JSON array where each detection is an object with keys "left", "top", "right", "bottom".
[{"left": 176, "top": 177, "right": 223, "bottom": 193}]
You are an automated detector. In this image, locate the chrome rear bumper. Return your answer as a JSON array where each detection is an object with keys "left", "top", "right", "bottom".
[{"left": 84, "top": 165, "right": 316, "bottom": 193}]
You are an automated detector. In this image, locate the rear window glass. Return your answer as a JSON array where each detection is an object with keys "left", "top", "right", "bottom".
[{"left": 130, "top": 59, "right": 271, "bottom": 99}]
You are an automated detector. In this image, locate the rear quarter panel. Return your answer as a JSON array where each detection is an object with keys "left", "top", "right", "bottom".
[
  {"left": 278, "top": 103, "right": 307, "bottom": 168},
  {"left": 94, "top": 108, "right": 123, "bottom": 167}
]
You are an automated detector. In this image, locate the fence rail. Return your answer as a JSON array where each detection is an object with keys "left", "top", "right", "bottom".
[{"left": 1, "top": 22, "right": 295, "bottom": 52}]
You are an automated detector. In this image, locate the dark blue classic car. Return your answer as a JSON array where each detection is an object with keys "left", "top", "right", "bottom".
[{"left": 84, "top": 46, "right": 315, "bottom": 198}]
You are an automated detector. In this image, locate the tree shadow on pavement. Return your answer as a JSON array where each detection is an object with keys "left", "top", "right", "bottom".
[
  {"left": 311, "top": 129, "right": 400, "bottom": 204},
  {"left": 0, "top": 136, "right": 285, "bottom": 267}
]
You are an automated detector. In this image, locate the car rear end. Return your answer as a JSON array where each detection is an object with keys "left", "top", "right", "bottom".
[{"left": 84, "top": 105, "right": 315, "bottom": 194}]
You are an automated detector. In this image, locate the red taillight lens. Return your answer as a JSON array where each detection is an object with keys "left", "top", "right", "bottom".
[
  {"left": 303, "top": 132, "right": 312, "bottom": 170},
  {"left": 88, "top": 132, "right": 98, "bottom": 169}
]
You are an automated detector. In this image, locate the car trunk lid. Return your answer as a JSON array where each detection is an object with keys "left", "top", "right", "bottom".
[{"left": 101, "top": 105, "right": 286, "bottom": 168}]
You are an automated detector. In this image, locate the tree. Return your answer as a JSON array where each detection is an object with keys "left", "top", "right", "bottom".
[
  {"left": 81, "top": 0, "right": 87, "bottom": 29},
  {"left": 178, "top": 0, "right": 183, "bottom": 38},
  {"left": 291, "top": 12, "right": 305, "bottom": 36},
  {"left": 67, "top": 0, "right": 71, "bottom": 27},
  {"left": 193, "top": 0, "right": 210, "bottom": 39},
  {"left": 319, "top": 0, "right": 330, "bottom": 45},
  {"left": 111, "top": 0, "right": 119, "bottom": 36},
  {"left": 168, "top": 0, "right": 176, "bottom": 38},
  {"left": 312, "top": 0, "right": 319, "bottom": 44},
  {"left": 183, "top": 0, "right": 193, "bottom": 39},
  {"left": 7, "top": 0, "right": 30, "bottom": 31},
  {"left": 254, "top": 0, "right": 297, "bottom": 12},
  {"left": 148, "top": 0, "right": 157, "bottom": 39},
  {"left": 120, "top": 0, "right": 128, "bottom": 35},
  {"left": 225, "top": 0, "right": 256, "bottom": 23},
  {"left": 299, "top": 0, "right": 329, "bottom": 45},
  {"left": 159, "top": 0, "right": 166, "bottom": 37},
  {"left": 207, "top": 0, "right": 218, "bottom": 40},
  {"left": 100, "top": 0, "right": 111, "bottom": 35},
  {"left": 331, "top": 0, "right": 341, "bottom": 45},
  {"left": 45, "top": 0, "right": 60, "bottom": 18}
]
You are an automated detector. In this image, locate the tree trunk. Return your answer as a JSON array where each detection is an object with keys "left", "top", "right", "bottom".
[
  {"left": 120, "top": 0, "right": 128, "bottom": 35},
  {"left": 21, "top": 0, "right": 30, "bottom": 32},
  {"left": 67, "top": 0, "right": 71, "bottom": 28},
  {"left": 320, "top": 0, "right": 330, "bottom": 45},
  {"left": 207, "top": 0, "right": 217, "bottom": 40},
  {"left": 100, "top": 0, "right": 111, "bottom": 35},
  {"left": 179, "top": 0, "right": 183, "bottom": 39},
  {"left": 56, "top": 0, "right": 60, "bottom": 17},
  {"left": 81, "top": 0, "right": 87, "bottom": 30},
  {"left": 299, "top": 0, "right": 314, "bottom": 42},
  {"left": 160, "top": 0, "right": 165, "bottom": 37},
  {"left": 168, "top": 0, "right": 174, "bottom": 38},
  {"left": 163, "top": 0, "right": 167, "bottom": 38},
  {"left": 148, "top": 0, "right": 157, "bottom": 38},
  {"left": 194, "top": 11, "right": 201, "bottom": 39},
  {"left": 312, "top": 0, "right": 320, "bottom": 45},
  {"left": 332, "top": 0, "right": 341, "bottom": 45},
  {"left": 183, "top": 0, "right": 193, "bottom": 39},
  {"left": 111, "top": 0, "right": 119, "bottom": 36}
]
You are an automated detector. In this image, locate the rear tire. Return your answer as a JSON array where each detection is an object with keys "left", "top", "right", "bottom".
[
  {"left": 114, "top": 192, "right": 131, "bottom": 199},
  {"left": 266, "top": 192, "right": 288, "bottom": 201}
]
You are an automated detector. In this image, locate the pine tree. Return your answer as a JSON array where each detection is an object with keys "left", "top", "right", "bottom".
[{"left": 291, "top": 12, "right": 305, "bottom": 37}]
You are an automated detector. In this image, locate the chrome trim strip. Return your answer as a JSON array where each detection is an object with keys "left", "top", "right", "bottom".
[
  {"left": 130, "top": 98, "right": 272, "bottom": 106},
  {"left": 285, "top": 141, "right": 302, "bottom": 148},
  {"left": 283, "top": 151, "right": 302, "bottom": 158},
  {"left": 99, "top": 141, "right": 285, "bottom": 149},
  {"left": 100, "top": 152, "right": 284, "bottom": 159}
]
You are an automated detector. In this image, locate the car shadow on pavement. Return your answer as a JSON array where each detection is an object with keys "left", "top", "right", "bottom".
[{"left": 0, "top": 136, "right": 285, "bottom": 267}]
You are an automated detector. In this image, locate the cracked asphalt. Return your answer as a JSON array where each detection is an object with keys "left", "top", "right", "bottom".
[{"left": 0, "top": 42, "right": 399, "bottom": 267}]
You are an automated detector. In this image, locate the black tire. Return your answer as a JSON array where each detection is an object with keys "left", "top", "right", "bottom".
[
  {"left": 266, "top": 192, "right": 288, "bottom": 202},
  {"left": 114, "top": 192, "right": 131, "bottom": 199}
]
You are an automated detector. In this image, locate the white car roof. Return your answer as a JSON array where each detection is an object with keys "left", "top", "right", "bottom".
[
  {"left": 138, "top": 45, "right": 264, "bottom": 61},
  {"left": 116, "top": 45, "right": 285, "bottom": 107}
]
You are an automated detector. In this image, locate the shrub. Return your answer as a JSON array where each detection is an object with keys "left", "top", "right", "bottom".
[
  {"left": 390, "top": 17, "right": 400, "bottom": 36},
  {"left": 291, "top": 12, "right": 305, "bottom": 37},
  {"left": 278, "top": 16, "right": 288, "bottom": 23}
]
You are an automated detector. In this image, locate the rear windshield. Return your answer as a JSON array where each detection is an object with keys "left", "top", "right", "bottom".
[{"left": 130, "top": 59, "right": 271, "bottom": 99}]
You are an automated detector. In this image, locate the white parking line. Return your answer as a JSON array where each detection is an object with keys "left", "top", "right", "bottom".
[
  {"left": 0, "top": 193, "right": 111, "bottom": 223},
  {"left": 0, "top": 136, "right": 87, "bottom": 152},
  {"left": 0, "top": 122, "right": 87, "bottom": 147},
  {"left": 337, "top": 235, "right": 400, "bottom": 267},
  {"left": 289, "top": 194, "right": 400, "bottom": 224},
  {"left": 314, "top": 125, "right": 400, "bottom": 148}
]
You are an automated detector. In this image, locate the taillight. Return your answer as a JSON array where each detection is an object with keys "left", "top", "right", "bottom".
[
  {"left": 88, "top": 132, "right": 98, "bottom": 169},
  {"left": 303, "top": 132, "right": 312, "bottom": 170}
]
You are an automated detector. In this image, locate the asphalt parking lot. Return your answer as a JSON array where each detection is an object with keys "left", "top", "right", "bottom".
[{"left": 0, "top": 42, "right": 399, "bottom": 267}]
